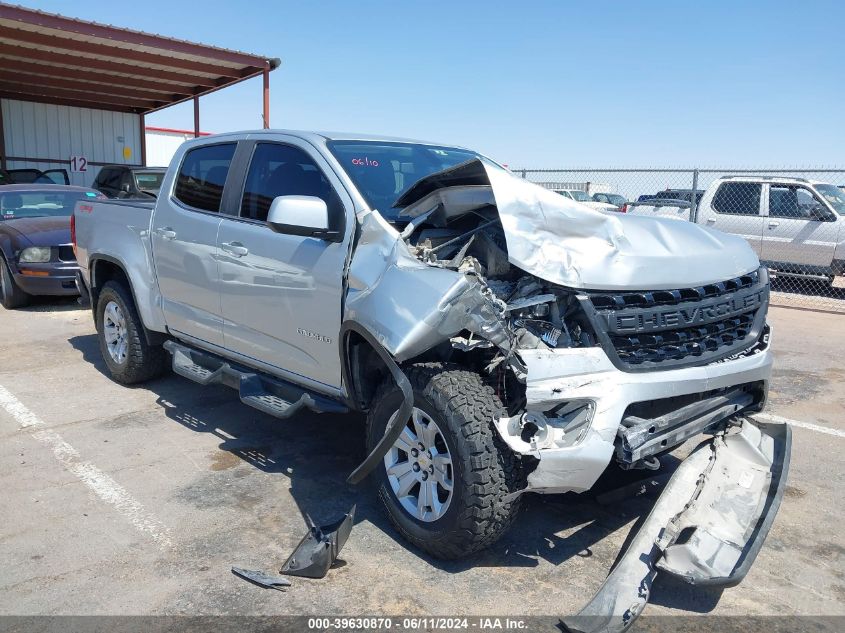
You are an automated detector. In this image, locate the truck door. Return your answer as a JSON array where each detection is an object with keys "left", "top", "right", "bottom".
[
  {"left": 700, "top": 181, "right": 764, "bottom": 257},
  {"left": 761, "top": 184, "right": 838, "bottom": 270},
  {"left": 151, "top": 142, "right": 237, "bottom": 347},
  {"left": 216, "top": 139, "right": 351, "bottom": 391}
]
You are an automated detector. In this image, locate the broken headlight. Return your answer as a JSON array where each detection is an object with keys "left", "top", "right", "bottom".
[{"left": 501, "top": 283, "right": 596, "bottom": 350}]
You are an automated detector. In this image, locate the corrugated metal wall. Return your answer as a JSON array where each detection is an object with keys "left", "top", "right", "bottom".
[{"left": 1, "top": 98, "right": 142, "bottom": 187}]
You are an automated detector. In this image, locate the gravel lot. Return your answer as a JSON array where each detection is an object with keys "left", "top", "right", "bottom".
[{"left": 0, "top": 299, "right": 843, "bottom": 623}]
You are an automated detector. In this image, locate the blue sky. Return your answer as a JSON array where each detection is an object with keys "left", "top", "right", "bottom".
[{"left": 16, "top": 0, "right": 845, "bottom": 167}]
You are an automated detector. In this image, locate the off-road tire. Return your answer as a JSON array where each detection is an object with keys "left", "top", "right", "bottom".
[
  {"left": 0, "top": 255, "right": 30, "bottom": 309},
  {"left": 96, "top": 280, "right": 167, "bottom": 384},
  {"left": 366, "top": 363, "right": 523, "bottom": 559}
]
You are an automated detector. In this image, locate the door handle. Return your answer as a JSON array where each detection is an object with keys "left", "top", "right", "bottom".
[
  {"left": 768, "top": 221, "right": 780, "bottom": 228},
  {"left": 155, "top": 227, "right": 176, "bottom": 240},
  {"left": 221, "top": 241, "right": 249, "bottom": 257},
  {"left": 706, "top": 218, "right": 716, "bottom": 224}
]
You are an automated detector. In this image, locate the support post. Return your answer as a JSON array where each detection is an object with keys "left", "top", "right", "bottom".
[
  {"left": 193, "top": 96, "right": 200, "bottom": 138},
  {"left": 139, "top": 113, "right": 146, "bottom": 166},
  {"left": 263, "top": 62, "right": 270, "bottom": 129},
  {"left": 690, "top": 169, "right": 700, "bottom": 223},
  {"left": 0, "top": 101, "right": 6, "bottom": 171}
]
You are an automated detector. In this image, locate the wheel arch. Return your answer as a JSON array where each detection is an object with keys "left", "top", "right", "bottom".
[
  {"left": 90, "top": 255, "right": 166, "bottom": 345},
  {"left": 340, "top": 320, "right": 414, "bottom": 485}
]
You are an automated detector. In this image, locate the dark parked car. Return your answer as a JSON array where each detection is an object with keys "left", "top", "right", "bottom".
[
  {"left": 0, "top": 184, "right": 105, "bottom": 309},
  {"left": 92, "top": 165, "right": 166, "bottom": 199},
  {"left": 654, "top": 188, "right": 704, "bottom": 204}
]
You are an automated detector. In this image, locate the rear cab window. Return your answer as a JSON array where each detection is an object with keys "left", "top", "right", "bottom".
[
  {"left": 174, "top": 143, "right": 237, "bottom": 212},
  {"left": 712, "top": 182, "right": 762, "bottom": 215}
]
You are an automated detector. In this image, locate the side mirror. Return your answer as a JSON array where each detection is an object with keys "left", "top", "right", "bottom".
[
  {"left": 266, "top": 195, "right": 340, "bottom": 241},
  {"left": 121, "top": 183, "right": 131, "bottom": 193}
]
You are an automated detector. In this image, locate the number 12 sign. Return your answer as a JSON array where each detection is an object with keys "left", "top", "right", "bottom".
[{"left": 69, "top": 156, "right": 88, "bottom": 173}]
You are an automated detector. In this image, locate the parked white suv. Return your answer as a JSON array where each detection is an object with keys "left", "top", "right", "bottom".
[{"left": 628, "top": 176, "right": 845, "bottom": 283}]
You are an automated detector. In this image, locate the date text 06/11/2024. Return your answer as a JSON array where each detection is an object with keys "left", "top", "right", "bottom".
[{"left": 306, "top": 617, "right": 529, "bottom": 630}]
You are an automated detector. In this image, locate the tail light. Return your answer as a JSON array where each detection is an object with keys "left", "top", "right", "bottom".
[{"left": 620, "top": 204, "right": 628, "bottom": 213}]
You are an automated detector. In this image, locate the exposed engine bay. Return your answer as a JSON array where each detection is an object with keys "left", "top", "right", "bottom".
[{"left": 403, "top": 204, "right": 597, "bottom": 373}]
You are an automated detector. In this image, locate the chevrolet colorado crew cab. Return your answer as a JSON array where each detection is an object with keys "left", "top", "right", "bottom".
[
  {"left": 627, "top": 176, "right": 845, "bottom": 283},
  {"left": 74, "top": 131, "right": 789, "bottom": 629}
]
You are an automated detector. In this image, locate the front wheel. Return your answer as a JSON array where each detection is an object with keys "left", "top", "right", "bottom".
[
  {"left": 96, "top": 280, "right": 167, "bottom": 384},
  {"left": 0, "top": 255, "right": 30, "bottom": 309},
  {"left": 366, "top": 363, "right": 523, "bottom": 559}
]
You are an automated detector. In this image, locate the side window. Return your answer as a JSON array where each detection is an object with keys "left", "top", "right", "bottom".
[
  {"left": 770, "top": 186, "right": 819, "bottom": 219},
  {"left": 712, "top": 182, "right": 762, "bottom": 216},
  {"left": 174, "top": 143, "right": 236, "bottom": 212},
  {"left": 240, "top": 143, "right": 342, "bottom": 225}
]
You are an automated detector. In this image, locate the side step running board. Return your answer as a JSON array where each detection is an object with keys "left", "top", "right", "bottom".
[{"left": 163, "top": 340, "right": 347, "bottom": 419}]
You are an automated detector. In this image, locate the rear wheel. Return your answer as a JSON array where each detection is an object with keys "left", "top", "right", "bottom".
[
  {"left": 0, "top": 255, "right": 30, "bottom": 309},
  {"left": 96, "top": 280, "right": 167, "bottom": 384},
  {"left": 366, "top": 363, "right": 523, "bottom": 559}
]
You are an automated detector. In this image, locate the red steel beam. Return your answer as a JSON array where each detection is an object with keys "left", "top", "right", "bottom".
[
  {"left": 262, "top": 62, "right": 270, "bottom": 129},
  {"left": 0, "top": 44, "right": 222, "bottom": 87},
  {"left": 0, "top": 92, "right": 136, "bottom": 113},
  {"left": 139, "top": 114, "right": 147, "bottom": 167},
  {"left": 0, "top": 71, "right": 183, "bottom": 102},
  {"left": 3, "top": 27, "right": 246, "bottom": 78},
  {"left": 0, "top": 5, "right": 270, "bottom": 67},
  {"left": 0, "top": 83, "right": 159, "bottom": 110},
  {"left": 144, "top": 66, "right": 267, "bottom": 115},
  {"left": 0, "top": 58, "right": 197, "bottom": 95},
  {"left": 0, "top": 102, "right": 6, "bottom": 170}
]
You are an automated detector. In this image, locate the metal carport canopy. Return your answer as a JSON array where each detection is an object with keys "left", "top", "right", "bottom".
[{"left": 0, "top": 3, "right": 280, "bottom": 121}]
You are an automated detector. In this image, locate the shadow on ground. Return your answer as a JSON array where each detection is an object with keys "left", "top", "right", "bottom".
[
  {"left": 67, "top": 331, "right": 722, "bottom": 613},
  {"left": 13, "top": 295, "right": 83, "bottom": 313}
]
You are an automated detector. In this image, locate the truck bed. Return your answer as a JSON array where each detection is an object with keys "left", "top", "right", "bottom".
[{"left": 73, "top": 198, "right": 162, "bottom": 332}]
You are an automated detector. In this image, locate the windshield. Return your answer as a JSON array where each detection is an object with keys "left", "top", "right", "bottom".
[
  {"left": 0, "top": 190, "right": 98, "bottom": 220},
  {"left": 134, "top": 171, "right": 165, "bottom": 191},
  {"left": 328, "top": 141, "right": 480, "bottom": 220},
  {"left": 570, "top": 190, "right": 591, "bottom": 202},
  {"left": 813, "top": 184, "right": 845, "bottom": 215},
  {"left": 605, "top": 194, "right": 626, "bottom": 205}
]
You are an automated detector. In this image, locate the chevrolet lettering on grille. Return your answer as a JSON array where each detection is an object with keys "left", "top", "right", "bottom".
[{"left": 604, "top": 288, "right": 765, "bottom": 335}]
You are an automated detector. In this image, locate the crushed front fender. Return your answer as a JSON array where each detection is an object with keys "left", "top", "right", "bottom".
[{"left": 561, "top": 416, "right": 791, "bottom": 633}]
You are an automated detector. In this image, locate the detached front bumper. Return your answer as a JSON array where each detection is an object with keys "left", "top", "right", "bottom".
[
  {"left": 562, "top": 416, "right": 791, "bottom": 633},
  {"left": 495, "top": 336, "right": 773, "bottom": 494}
]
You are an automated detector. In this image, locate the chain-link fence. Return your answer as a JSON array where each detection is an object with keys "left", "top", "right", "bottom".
[{"left": 513, "top": 168, "right": 845, "bottom": 313}]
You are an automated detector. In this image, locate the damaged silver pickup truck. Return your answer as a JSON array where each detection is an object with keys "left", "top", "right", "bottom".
[{"left": 73, "top": 131, "right": 789, "bottom": 630}]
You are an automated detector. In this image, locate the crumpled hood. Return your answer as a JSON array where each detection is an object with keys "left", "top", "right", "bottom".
[
  {"left": 398, "top": 160, "right": 760, "bottom": 291},
  {"left": 0, "top": 216, "right": 70, "bottom": 248}
]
